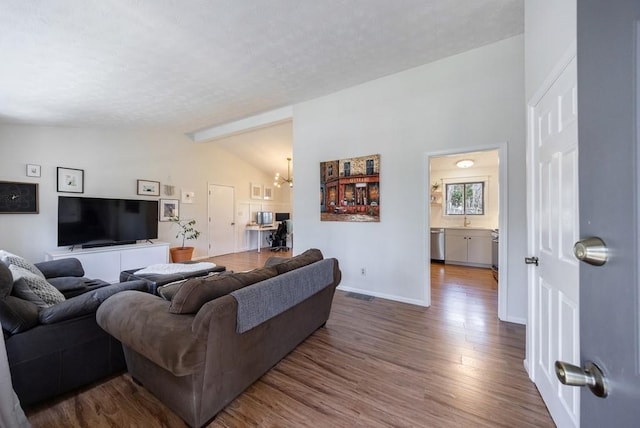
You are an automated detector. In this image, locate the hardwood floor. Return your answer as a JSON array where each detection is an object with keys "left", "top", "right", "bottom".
[{"left": 24, "top": 253, "right": 553, "bottom": 427}]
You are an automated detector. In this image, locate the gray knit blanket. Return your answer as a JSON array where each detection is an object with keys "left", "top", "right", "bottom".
[{"left": 231, "top": 259, "right": 334, "bottom": 333}]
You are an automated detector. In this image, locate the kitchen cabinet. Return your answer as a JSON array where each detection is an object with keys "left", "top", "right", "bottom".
[{"left": 444, "top": 228, "right": 492, "bottom": 267}]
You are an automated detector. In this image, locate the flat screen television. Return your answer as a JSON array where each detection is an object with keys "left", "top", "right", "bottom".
[{"left": 58, "top": 196, "right": 159, "bottom": 248}]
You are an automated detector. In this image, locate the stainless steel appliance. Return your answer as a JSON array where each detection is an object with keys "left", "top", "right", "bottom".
[
  {"left": 491, "top": 229, "right": 499, "bottom": 281},
  {"left": 430, "top": 228, "right": 445, "bottom": 262}
]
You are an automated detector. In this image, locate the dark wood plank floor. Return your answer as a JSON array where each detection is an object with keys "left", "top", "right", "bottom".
[{"left": 24, "top": 252, "right": 553, "bottom": 427}]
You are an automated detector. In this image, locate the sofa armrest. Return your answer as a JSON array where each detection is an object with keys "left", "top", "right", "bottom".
[
  {"left": 39, "top": 280, "right": 148, "bottom": 324},
  {"left": 35, "top": 258, "right": 84, "bottom": 279},
  {"left": 97, "top": 291, "right": 205, "bottom": 376}
]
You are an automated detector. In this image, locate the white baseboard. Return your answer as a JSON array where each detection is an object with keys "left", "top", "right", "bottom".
[{"left": 337, "top": 285, "right": 428, "bottom": 307}]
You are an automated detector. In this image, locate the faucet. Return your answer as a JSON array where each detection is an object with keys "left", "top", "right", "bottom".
[{"left": 464, "top": 216, "right": 471, "bottom": 227}]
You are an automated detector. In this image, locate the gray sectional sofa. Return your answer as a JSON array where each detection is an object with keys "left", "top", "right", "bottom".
[
  {"left": 97, "top": 249, "right": 341, "bottom": 428},
  {"left": 0, "top": 254, "right": 148, "bottom": 405}
]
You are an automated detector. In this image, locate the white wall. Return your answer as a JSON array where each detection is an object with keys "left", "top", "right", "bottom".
[
  {"left": 524, "top": 0, "right": 576, "bottom": 99},
  {"left": 0, "top": 124, "right": 289, "bottom": 261},
  {"left": 292, "top": 35, "right": 527, "bottom": 321}
]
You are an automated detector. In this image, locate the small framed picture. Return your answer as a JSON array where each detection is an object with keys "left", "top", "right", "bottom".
[
  {"left": 159, "top": 199, "right": 179, "bottom": 221},
  {"left": 57, "top": 167, "right": 84, "bottom": 193},
  {"left": 181, "top": 190, "right": 195, "bottom": 204},
  {"left": 250, "top": 183, "right": 263, "bottom": 200},
  {"left": 137, "top": 179, "right": 160, "bottom": 196},
  {"left": 263, "top": 186, "right": 273, "bottom": 200},
  {"left": 26, "top": 164, "right": 41, "bottom": 178}
]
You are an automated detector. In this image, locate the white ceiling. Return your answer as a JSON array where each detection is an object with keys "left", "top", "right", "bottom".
[{"left": 0, "top": 0, "right": 523, "bottom": 175}]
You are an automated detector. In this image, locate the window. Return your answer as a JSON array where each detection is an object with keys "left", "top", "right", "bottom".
[
  {"left": 328, "top": 164, "right": 333, "bottom": 176},
  {"left": 445, "top": 182, "right": 484, "bottom": 215},
  {"left": 344, "top": 161, "right": 351, "bottom": 177},
  {"left": 366, "top": 159, "right": 374, "bottom": 175}
]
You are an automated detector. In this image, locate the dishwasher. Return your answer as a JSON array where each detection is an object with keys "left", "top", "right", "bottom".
[{"left": 430, "top": 228, "right": 445, "bottom": 262}]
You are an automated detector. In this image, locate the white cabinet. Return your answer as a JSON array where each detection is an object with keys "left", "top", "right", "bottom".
[
  {"left": 45, "top": 242, "right": 169, "bottom": 283},
  {"left": 444, "top": 229, "right": 492, "bottom": 267}
]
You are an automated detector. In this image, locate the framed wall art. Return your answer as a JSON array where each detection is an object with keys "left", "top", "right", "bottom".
[
  {"left": 0, "top": 181, "right": 39, "bottom": 213},
  {"left": 250, "top": 183, "right": 263, "bottom": 200},
  {"left": 159, "top": 199, "right": 179, "bottom": 221},
  {"left": 263, "top": 186, "right": 273, "bottom": 200},
  {"left": 137, "top": 179, "right": 160, "bottom": 196},
  {"left": 181, "top": 190, "right": 195, "bottom": 204},
  {"left": 57, "top": 167, "right": 84, "bottom": 193},
  {"left": 320, "top": 153, "right": 380, "bottom": 222},
  {"left": 26, "top": 164, "right": 41, "bottom": 177}
]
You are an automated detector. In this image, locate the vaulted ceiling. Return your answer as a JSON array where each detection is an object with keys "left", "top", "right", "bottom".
[{"left": 0, "top": 1, "right": 523, "bottom": 175}]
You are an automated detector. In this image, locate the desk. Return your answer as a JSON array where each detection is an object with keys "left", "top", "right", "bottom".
[{"left": 245, "top": 225, "right": 277, "bottom": 253}]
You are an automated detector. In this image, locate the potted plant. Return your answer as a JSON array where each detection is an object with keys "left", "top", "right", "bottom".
[{"left": 168, "top": 216, "right": 201, "bottom": 262}]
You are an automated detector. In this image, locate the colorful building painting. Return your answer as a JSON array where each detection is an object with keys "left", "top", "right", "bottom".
[{"left": 320, "top": 154, "right": 380, "bottom": 222}]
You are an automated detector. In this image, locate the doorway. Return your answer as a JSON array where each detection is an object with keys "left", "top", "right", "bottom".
[
  {"left": 208, "top": 184, "right": 236, "bottom": 256},
  {"left": 427, "top": 147, "right": 507, "bottom": 320}
]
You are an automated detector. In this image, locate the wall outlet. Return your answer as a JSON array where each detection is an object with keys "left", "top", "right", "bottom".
[{"left": 360, "top": 267, "right": 366, "bottom": 276}]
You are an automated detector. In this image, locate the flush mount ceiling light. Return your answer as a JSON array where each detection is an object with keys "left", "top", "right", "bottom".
[
  {"left": 456, "top": 159, "right": 474, "bottom": 168},
  {"left": 274, "top": 157, "right": 293, "bottom": 188}
]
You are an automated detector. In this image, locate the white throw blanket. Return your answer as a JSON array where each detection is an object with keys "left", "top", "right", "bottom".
[{"left": 134, "top": 262, "right": 216, "bottom": 275}]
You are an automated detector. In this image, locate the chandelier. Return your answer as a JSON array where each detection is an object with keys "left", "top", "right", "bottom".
[{"left": 274, "top": 157, "right": 293, "bottom": 188}]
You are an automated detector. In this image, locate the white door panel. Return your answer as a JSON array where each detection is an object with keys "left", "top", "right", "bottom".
[
  {"left": 208, "top": 185, "right": 235, "bottom": 256},
  {"left": 528, "top": 57, "right": 579, "bottom": 428}
]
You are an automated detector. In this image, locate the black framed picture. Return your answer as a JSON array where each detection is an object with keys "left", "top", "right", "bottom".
[
  {"left": 0, "top": 181, "right": 39, "bottom": 213},
  {"left": 57, "top": 167, "right": 84, "bottom": 193}
]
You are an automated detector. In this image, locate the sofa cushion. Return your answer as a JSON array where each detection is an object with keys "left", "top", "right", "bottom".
[
  {"left": 97, "top": 291, "right": 205, "bottom": 376},
  {"left": 47, "top": 276, "right": 88, "bottom": 292},
  {"left": 0, "top": 296, "right": 39, "bottom": 334},
  {"left": 169, "top": 266, "right": 278, "bottom": 314},
  {"left": 0, "top": 250, "right": 45, "bottom": 279},
  {"left": 35, "top": 258, "right": 85, "bottom": 279},
  {"left": 9, "top": 265, "right": 65, "bottom": 307},
  {"left": 272, "top": 248, "right": 323, "bottom": 275},
  {"left": 0, "top": 261, "right": 13, "bottom": 298},
  {"left": 39, "top": 279, "right": 148, "bottom": 324}
]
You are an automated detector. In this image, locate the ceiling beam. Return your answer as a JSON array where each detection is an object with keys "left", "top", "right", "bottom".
[{"left": 187, "top": 106, "right": 293, "bottom": 143}]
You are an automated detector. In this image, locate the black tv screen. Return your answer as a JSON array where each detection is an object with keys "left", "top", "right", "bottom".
[{"left": 58, "top": 196, "right": 158, "bottom": 247}]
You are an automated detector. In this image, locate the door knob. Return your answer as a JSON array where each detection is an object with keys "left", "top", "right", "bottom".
[
  {"left": 524, "top": 256, "right": 539, "bottom": 266},
  {"left": 573, "top": 237, "right": 608, "bottom": 266},
  {"left": 555, "top": 361, "right": 608, "bottom": 398}
]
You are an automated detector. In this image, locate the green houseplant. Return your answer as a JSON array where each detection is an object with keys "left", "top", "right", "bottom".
[{"left": 168, "top": 216, "right": 201, "bottom": 262}]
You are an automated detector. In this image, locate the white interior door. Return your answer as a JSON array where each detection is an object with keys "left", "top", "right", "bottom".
[
  {"left": 208, "top": 184, "right": 235, "bottom": 256},
  {"left": 528, "top": 57, "right": 580, "bottom": 427}
]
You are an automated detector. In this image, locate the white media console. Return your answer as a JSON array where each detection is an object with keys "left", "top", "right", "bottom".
[{"left": 45, "top": 242, "right": 170, "bottom": 283}]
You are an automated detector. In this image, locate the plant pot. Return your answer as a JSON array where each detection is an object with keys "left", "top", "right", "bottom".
[{"left": 170, "top": 247, "right": 194, "bottom": 262}]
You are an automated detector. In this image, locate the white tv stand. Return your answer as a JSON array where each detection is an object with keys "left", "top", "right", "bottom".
[{"left": 45, "top": 241, "right": 169, "bottom": 283}]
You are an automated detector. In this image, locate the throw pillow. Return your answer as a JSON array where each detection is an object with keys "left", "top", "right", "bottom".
[
  {"left": 273, "top": 248, "right": 323, "bottom": 274},
  {"left": 0, "top": 250, "right": 45, "bottom": 279},
  {"left": 9, "top": 265, "right": 65, "bottom": 307},
  {"left": 169, "top": 266, "right": 279, "bottom": 314},
  {"left": 157, "top": 279, "right": 188, "bottom": 301},
  {"left": 0, "top": 261, "right": 13, "bottom": 298}
]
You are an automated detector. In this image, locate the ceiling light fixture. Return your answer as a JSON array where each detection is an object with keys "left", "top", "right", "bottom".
[
  {"left": 456, "top": 159, "right": 474, "bottom": 169},
  {"left": 274, "top": 157, "right": 293, "bottom": 188}
]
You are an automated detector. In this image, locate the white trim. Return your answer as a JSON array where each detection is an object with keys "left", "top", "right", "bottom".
[
  {"left": 425, "top": 143, "right": 509, "bottom": 321},
  {"left": 337, "top": 285, "right": 428, "bottom": 307},
  {"left": 188, "top": 106, "right": 293, "bottom": 143}
]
